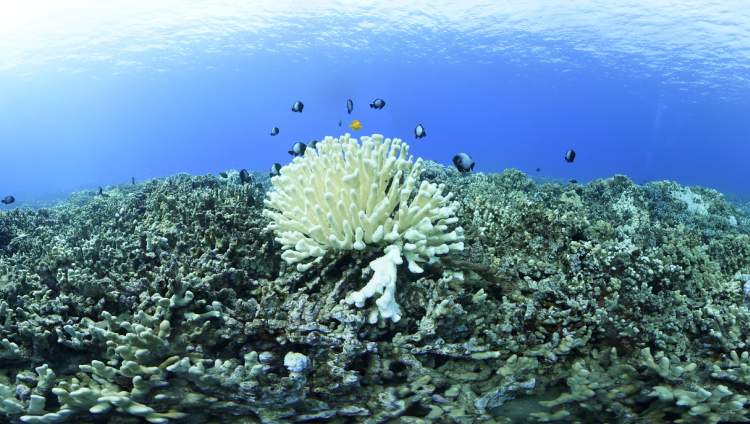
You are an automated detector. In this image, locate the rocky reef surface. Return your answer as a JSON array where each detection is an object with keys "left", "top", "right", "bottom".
[{"left": 0, "top": 164, "right": 749, "bottom": 423}]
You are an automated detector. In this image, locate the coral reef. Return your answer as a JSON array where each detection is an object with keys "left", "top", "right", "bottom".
[{"left": 0, "top": 160, "right": 748, "bottom": 423}]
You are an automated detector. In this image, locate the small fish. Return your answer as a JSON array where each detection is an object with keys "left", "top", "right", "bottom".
[
  {"left": 291, "top": 101, "right": 304, "bottom": 113},
  {"left": 97, "top": 187, "right": 109, "bottom": 197},
  {"left": 131, "top": 176, "right": 135, "bottom": 185},
  {"left": 414, "top": 123, "right": 426, "bottom": 139},
  {"left": 270, "top": 163, "right": 282, "bottom": 177},
  {"left": 270, "top": 127, "right": 279, "bottom": 136},
  {"left": 289, "top": 142, "right": 307, "bottom": 157},
  {"left": 310, "top": 140, "right": 320, "bottom": 150},
  {"left": 349, "top": 119, "right": 362, "bottom": 131},
  {"left": 564, "top": 149, "right": 576, "bottom": 163},
  {"left": 369, "top": 98, "right": 385, "bottom": 109},
  {"left": 569, "top": 179, "right": 578, "bottom": 184},
  {"left": 1, "top": 195, "right": 14, "bottom": 205},
  {"left": 239, "top": 169, "right": 251, "bottom": 184},
  {"left": 219, "top": 171, "right": 228, "bottom": 178},
  {"left": 347, "top": 98, "right": 354, "bottom": 114},
  {"left": 452, "top": 153, "right": 475, "bottom": 173},
  {"left": 338, "top": 120, "right": 342, "bottom": 127},
  {"left": 535, "top": 167, "right": 541, "bottom": 172}
]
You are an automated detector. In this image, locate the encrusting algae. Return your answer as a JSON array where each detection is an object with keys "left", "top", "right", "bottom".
[{"left": 0, "top": 134, "right": 748, "bottom": 423}]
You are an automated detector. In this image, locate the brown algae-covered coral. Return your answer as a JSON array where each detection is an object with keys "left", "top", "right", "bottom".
[{"left": 0, "top": 160, "right": 748, "bottom": 423}]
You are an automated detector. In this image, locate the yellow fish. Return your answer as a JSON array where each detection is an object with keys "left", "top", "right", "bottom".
[{"left": 349, "top": 119, "right": 362, "bottom": 131}]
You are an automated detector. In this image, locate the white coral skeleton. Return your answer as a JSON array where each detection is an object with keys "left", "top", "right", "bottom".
[{"left": 264, "top": 133, "right": 464, "bottom": 322}]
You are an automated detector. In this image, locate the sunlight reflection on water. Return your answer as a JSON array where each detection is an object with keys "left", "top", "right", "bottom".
[{"left": 0, "top": 0, "right": 748, "bottom": 97}]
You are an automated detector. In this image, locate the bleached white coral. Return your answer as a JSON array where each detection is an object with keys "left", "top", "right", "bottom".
[
  {"left": 263, "top": 133, "right": 464, "bottom": 322},
  {"left": 345, "top": 244, "right": 403, "bottom": 323},
  {"left": 283, "top": 352, "right": 310, "bottom": 374}
]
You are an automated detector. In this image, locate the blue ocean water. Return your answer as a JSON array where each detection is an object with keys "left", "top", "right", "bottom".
[{"left": 0, "top": 1, "right": 748, "bottom": 206}]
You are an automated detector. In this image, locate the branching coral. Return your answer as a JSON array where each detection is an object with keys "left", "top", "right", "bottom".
[{"left": 264, "top": 134, "right": 464, "bottom": 322}]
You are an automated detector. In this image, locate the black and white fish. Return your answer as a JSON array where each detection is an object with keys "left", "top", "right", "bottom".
[
  {"left": 289, "top": 142, "right": 307, "bottom": 157},
  {"left": 1, "top": 195, "right": 14, "bottom": 205},
  {"left": 369, "top": 98, "right": 385, "bottom": 109},
  {"left": 414, "top": 123, "right": 426, "bottom": 139},
  {"left": 309, "top": 140, "right": 320, "bottom": 150},
  {"left": 564, "top": 149, "right": 576, "bottom": 163},
  {"left": 291, "top": 101, "right": 304, "bottom": 113},
  {"left": 270, "top": 127, "right": 279, "bottom": 136},
  {"left": 270, "top": 163, "right": 282, "bottom": 177},
  {"left": 453, "top": 153, "right": 475, "bottom": 173},
  {"left": 239, "top": 169, "right": 252, "bottom": 184},
  {"left": 347, "top": 98, "right": 354, "bottom": 114}
]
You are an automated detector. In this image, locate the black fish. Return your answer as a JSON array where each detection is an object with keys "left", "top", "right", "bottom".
[
  {"left": 1, "top": 195, "right": 14, "bottom": 205},
  {"left": 131, "top": 176, "right": 135, "bottom": 185},
  {"left": 270, "top": 127, "right": 280, "bottom": 136},
  {"left": 239, "top": 169, "right": 251, "bottom": 184},
  {"left": 310, "top": 140, "right": 320, "bottom": 150},
  {"left": 569, "top": 179, "right": 578, "bottom": 184},
  {"left": 289, "top": 142, "right": 307, "bottom": 157},
  {"left": 535, "top": 167, "right": 541, "bottom": 172},
  {"left": 270, "top": 163, "right": 282, "bottom": 177},
  {"left": 291, "top": 101, "right": 304, "bottom": 113},
  {"left": 414, "top": 123, "right": 426, "bottom": 139},
  {"left": 369, "top": 98, "right": 385, "bottom": 109},
  {"left": 347, "top": 99, "right": 354, "bottom": 114},
  {"left": 97, "top": 187, "right": 109, "bottom": 197},
  {"left": 564, "top": 149, "right": 576, "bottom": 163},
  {"left": 452, "top": 153, "right": 475, "bottom": 173},
  {"left": 338, "top": 120, "right": 342, "bottom": 127},
  {"left": 219, "top": 172, "right": 228, "bottom": 178}
]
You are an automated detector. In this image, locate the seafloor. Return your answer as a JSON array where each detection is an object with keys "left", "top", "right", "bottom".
[{"left": 1, "top": 162, "right": 749, "bottom": 424}]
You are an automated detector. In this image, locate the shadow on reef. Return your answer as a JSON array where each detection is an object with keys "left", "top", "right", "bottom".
[{"left": 0, "top": 165, "right": 749, "bottom": 423}]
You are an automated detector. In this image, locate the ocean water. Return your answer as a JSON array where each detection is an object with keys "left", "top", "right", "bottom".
[{"left": 1, "top": 0, "right": 749, "bottom": 206}]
